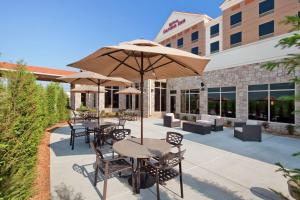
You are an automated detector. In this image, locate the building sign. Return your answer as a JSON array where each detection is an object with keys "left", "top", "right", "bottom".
[{"left": 163, "top": 19, "right": 186, "bottom": 34}]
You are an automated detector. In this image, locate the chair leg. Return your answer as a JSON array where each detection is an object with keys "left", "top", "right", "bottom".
[
  {"left": 179, "top": 162, "right": 184, "bottom": 198},
  {"left": 72, "top": 134, "right": 75, "bottom": 150},
  {"left": 103, "top": 163, "right": 109, "bottom": 200},
  {"left": 94, "top": 163, "right": 99, "bottom": 186},
  {"left": 70, "top": 134, "right": 72, "bottom": 146},
  {"left": 156, "top": 169, "right": 160, "bottom": 200}
]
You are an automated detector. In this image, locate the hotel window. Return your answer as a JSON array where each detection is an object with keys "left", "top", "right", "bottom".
[
  {"left": 154, "top": 81, "right": 166, "bottom": 112},
  {"left": 259, "top": 0, "right": 274, "bottom": 16},
  {"left": 105, "top": 86, "right": 119, "bottom": 108},
  {"left": 210, "top": 41, "right": 219, "bottom": 54},
  {"left": 177, "top": 38, "right": 183, "bottom": 48},
  {"left": 248, "top": 83, "right": 295, "bottom": 123},
  {"left": 81, "top": 93, "right": 87, "bottom": 106},
  {"left": 230, "top": 12, "right": 242, "bottom": 27},
  {"left": 208, "top": 87, "right": 236, "bottom": 118},
  {"left": 259, "top": 21, "right": 274, "bottom": 39},
  {"left": 166, "top": 43, "right": 171, "bottom": 47},
  {"left": 126, "top": 94, "right": 132, "bottom": 109},
  {"left": 191, "top": 47, "right": 199, "bottom": 55},
  {"left": 230, "top": 32, "right": 242, "bottom": 47},
  {"left": 93, "top": 93, "right": 97, "bottom": 108},
  {"left": 181, "top": 89, "right": 200, "bottom": 114},
  {"left": 191, "top": 31, "right": 199, "bottom": 42},
  {"left": 210, "top": 24, "right": 219, "bottom": 38},
  {"left": 135, "top": 83, "right": 140, "bottom": 110}
]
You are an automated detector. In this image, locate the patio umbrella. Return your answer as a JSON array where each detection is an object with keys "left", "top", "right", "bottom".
[
  {"left": 116, "top": 86, "right": 141, "bottom": 110},
  {"left": 71, "top": 86, "right": 106, "bottom": 93},
  {"left": 68, "top": 39, "right": 210, "bottom": 144},
  {"left": 58, "top": 71, "right": 131, "bottom": 125}
]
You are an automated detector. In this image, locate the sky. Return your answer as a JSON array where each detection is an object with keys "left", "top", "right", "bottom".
[{"left": 0, "top": 0, "right": 223, "bottom": 72}]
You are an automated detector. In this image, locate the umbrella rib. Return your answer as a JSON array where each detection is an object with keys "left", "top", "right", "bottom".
[
  {"left": 107, "top": 54, "right": 139, "bottom": 73},
  {"left": 145, "top": 60, "right": 173, "bottom": 72},
  {"left": 147, "top": 57, "right": 158, "bottom": 79},
  {"left": 95, "top": 49, "right": 124, "bottom": 59},
  {"left": 132, "top": 51, "right": 141, "bottom": 70},
  {"left": 164, "top": 55, "right": 200, "bottom": 75},
  {"left": 107, "top": 54, "right": 131, "bottom": 76},
  {"left": 144, "top": 55, "right": 165, "bottom": 71},
  {"left": 87, "top": 78, "right": 98, "bottom": 85}
]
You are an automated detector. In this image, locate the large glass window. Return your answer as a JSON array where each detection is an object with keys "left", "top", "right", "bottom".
[
  {"left": 135, "top": 83, "right": 140, "bottom": 110},
  {"left": 208, "top": 87, "right": 236, "bottom": 117},
  {"left": 177, "top": 38, "right": 183, "bottom": 48},
  {"left": 181, "top": 89, "right": 200, "bottom": 114},
  {"left": 126, "top": 95, "right": 132, "bottom": 109},
  {"left": 230, "top": 32, "right": 242, "bottom": 46},
  {"left": 81, "top": 93, "right": 86, "bottom": 106},
  {"left": 210, "top": 41, "right": 219, "bottom": 54},
  {"left": 248, "top": 83, "right": 295, "bottom": 123},
  {"left": 230, "top": 12, "right": 242, "bottom": 27},
  {"left": 191, "top": 47, "right": 199, "bottom": 55},
  {"left": 259, "top": 0, "right": 274, "bottom": 16},
  {"left": 154, "top": 82, "right": 166, "bottom": 112},
  {"left": 210, "top": 24, "right": 219, "bottom": 38},
  {"left": 259, "top": 21, "right": 274, "bottom": 38},
  {"left": 105, "top": 86, "right": 119, "bottom": 108},
  {"left": 191, "top": 31, "right": 199, "bottom": 42}
]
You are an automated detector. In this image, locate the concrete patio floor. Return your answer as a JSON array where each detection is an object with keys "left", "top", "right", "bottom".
[{"left": 50, "top": 118, "right": 300, "bottom": 200}]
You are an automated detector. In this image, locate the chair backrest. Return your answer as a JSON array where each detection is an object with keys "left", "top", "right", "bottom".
[
  {"left": 90, "top": 140, "right": 104, "bottom": 160},
  {"left": 118, "top": 118, "right": 126, "bottom": 126},
  {"left": 67, "top": 120, "right": 74, "bottom": 131},
  {"left": 159, "top": 149, "right": 186, "bottom": 169},
  {"left": 166, "top": 132, "right": 183, "bottom": 146},
  {"left": 101, "top": 125, "right": 116, "bottom": 135},
  {"left": 111, "top": 129, "right": 131, "bottom": 142}
]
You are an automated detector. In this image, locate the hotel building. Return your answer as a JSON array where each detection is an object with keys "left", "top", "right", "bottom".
[{"left": 72, "top": 0, "right": 300, "bottom": 131}]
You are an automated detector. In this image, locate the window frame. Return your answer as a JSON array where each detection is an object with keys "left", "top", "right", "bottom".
[
  {"left": 177, "top": 38, "right": 184, "bottom": 48},
  {"left": 191, "top": 46, "right": 199, "bottom": 55},
  {"left": 191, "top": 31, "right": 199, "bottom": 42},
  {"left": 259, "top": 20, "right": 274, "bottom": 39},
  {"left": 210, "top": 41, "right": 220, "bottom": 54},
  {"left": 154, "top": 81, "right": 166, "bottom": 112},
  {"left": 230, "top": 32, "right": 242, "bottom": 47},
  {"left": 259, "top": 0, "right": 275, "bottom": 17},
  {"left": 180, "top": 89, "right": 200, "bottom": 114},
  {"left": 230, "top": 12, "right": 242, "bottom": 28},
  {"left": 210, "top": 24, "right": 220, "bottom": 38}
]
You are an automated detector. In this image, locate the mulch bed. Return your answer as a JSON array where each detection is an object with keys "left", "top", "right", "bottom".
[{"left": 30, "top": 122, "right": 67, "bottom": 200}]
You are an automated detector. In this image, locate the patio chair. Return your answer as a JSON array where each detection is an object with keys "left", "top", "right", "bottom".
[
  {"left": 234, "top": 120, "right": 262, "bottom": 142},
  {"left": 117, "top": 117, "right": 126, "bottom": 129},
  {"left": 91, "top": 141, "right": 133, "bottom": 200},
  {"left": 144, "top": 149, "right": 186, "bottom": 200},
  {"left": 95, "top": 125, "right": 116, "bottom": 147},
  {"left": 71, "top": 109, "right": 84, "bottom": 124},
  {"left": 67, "top": 121, "right": 90, "bottom": 150},
  {"left": 163, "top": 113, "right": 181, "bottom": 128}
]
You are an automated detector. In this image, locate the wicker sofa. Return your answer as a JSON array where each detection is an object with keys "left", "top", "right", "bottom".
[
  {"left": 234, "top": 120, "right": 262, "bottom": 142},
  {"left": 163, "top": 113, "right": 181, "bottom": 128},
  {"left": 196, "top": 114, "right": 223, "bottom": 131}
]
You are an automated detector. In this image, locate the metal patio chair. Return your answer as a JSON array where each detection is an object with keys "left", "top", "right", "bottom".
[{"left": 67, "top": 120, "right": 90, "bottom": 150}]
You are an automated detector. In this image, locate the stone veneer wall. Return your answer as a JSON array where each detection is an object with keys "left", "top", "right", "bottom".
[{"left": 167, "top": 63, "right": 300, "bottom": 132}]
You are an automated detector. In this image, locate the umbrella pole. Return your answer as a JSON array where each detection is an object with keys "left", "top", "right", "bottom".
[
  {"left": 140, "top": 53, "right": 144, "bottom": 145},
  {"left": 97, "top": 81, "right": 100, "bottom": 126}
]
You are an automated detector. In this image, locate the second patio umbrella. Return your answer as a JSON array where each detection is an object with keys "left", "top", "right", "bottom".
[
  {"left": 116, "top": 86, "right": 141, "bottom": 110},
  {"left": 58, "top": 71, "right": 131, "bottom": 125},
  {"left": 68, "top": 39, "right": 210, "bottom": 144}
]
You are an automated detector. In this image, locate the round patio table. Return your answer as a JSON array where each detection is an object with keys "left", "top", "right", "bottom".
[{"left": 113, "top": 138, "right": 171, "bottom": 194}]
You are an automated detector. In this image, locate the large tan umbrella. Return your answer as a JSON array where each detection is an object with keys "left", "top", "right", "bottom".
[
  {"left": 71, "top": 86, "right": 106, "bottom": 93},
  {"left": 68, "top": 39, "right": 210, "bottom": 144},
  {"left": 58, "top": 71, "right": 131, "bottom": 125}
]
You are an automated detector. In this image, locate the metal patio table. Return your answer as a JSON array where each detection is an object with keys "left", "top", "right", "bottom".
[{"left": 113, "top": 138, "right": 172, "bottom": 194}]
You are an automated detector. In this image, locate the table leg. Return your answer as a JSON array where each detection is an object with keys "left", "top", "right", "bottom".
[{"left": 136, "top": 158, "right": 141, "bottom": 194}]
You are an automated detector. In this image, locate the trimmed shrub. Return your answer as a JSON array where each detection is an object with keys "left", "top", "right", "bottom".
[{"left": 0, "top": 62, "right": 69, "bottom": 199}]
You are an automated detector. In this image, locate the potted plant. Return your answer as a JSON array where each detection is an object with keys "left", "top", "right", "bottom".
[
  {"left": 276, "top": 153, "right": 300, "bottom": 200},
  {"left": 226, "top": 120, "right": 232, "bottom": 127},
  {"left": 262, "top": 122, "right": 269, "bottom": 130},
  {"left": 286, "top": 124, "right": 295, "bottom": 135},
  {"left": 192, "top": 116, "right": 197, "bottom": 122}
]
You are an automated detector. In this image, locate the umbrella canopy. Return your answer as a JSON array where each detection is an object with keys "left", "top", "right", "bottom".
[
  {"left": 68, "top": 39, "right": 210, "bottom": 81},
  {"left": 57, "top": 71, "right": 131, "bottom": 86},
  {"left": 71, "top": 86, "right": 106, "bottom": 93},
  {"left": 68, "top": 39, "right": 210, "bottom": 144},
  {"left": 116, "top": 87, "right": 141, "bottom": 95}
]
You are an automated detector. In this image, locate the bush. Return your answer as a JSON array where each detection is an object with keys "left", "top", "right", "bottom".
[{"left": 0, "top": 63, "right": 69, "bottom": 199}]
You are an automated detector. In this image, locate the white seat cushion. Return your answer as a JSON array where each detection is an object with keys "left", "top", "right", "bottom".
[
  {"left": 196, "top": 120, "right": 212, "bottom": 124},
  {"left": 165, "top": 113, "right": 174, "bottom": 120},
  {"left": 246, "top": 120, "right": 258, "bottom": 125},
  {"left": 173, "top": 119, "right": 180, "bottom": 122},
  {"left": 235, "top": 127, "right": 243, "bottom": 132}
]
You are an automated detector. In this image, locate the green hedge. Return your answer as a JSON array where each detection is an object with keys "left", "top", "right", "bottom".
[{"left": 0, "top": 62, "right": 70, "bottom": 199}]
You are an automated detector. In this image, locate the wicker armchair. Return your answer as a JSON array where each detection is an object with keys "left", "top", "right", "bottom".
[
  {"left": 91, "top": 141, "right": 133, "bottom": 200},
  {"left": 144, "top": 149, "right": 186, "bottom": 200},
  {"left": 163, "top": 113, "right": 181, "bottom": 128},
  {"left": 67, "top": 121, "right": 90, "bottom": 150},
  {"left": 234, "top": 120, "right": 262, "bottom": 142}
]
